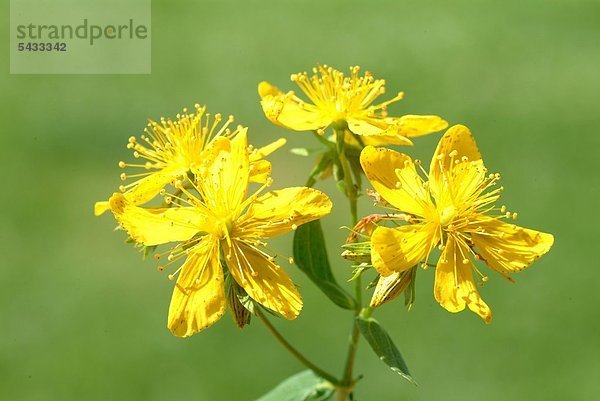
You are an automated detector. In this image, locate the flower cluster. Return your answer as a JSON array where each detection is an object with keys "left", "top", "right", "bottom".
[{"left": 97, "top": 64, "right": 553, "bottom": 338}]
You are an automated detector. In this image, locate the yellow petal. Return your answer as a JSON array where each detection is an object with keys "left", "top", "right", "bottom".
[
  {"left": 249, "top": 138, "right": 287, "bottom": 162},
  {"left": 223, "top": 241, "right": 302, "bottom": 319},
  {"left": 168, "top": 237, "right": 226, "bottom": 337},
  {"left": 471, "top": 218, "right": 554, "bottom": 275},
  {"left": 371, "top": 224, "right": 438, "bottom": 276},
  {"left": 94, "top": 201, "right": 110, "bottom": 216},
  {"left": 386, "top": 115, "right": 448, "bottom": 138},
  {"left": 347, "top": 118, "right": 385, "bottom": 136},
  {"left": 249, "top": 159, "right": 272, "bottom": 183},
  {"left": 237, "top": 187, "right": 332, "bottom": 238},
  {"left": 360, "top": 146, "right": 434, "bottom": 216},
  {"left": 96, "top": 167, "right": 184, "bottom": 217},
  {"left": 258, "top": 81, "right": 282, "bottom": 98},
  {"left": 429, "top": 125, "right": 486, "bottom": 208},
  {"left": 434, "top": 238, "right": 492, "bottom": 323},
  {"left": 360, "top": 133, "right": 414, "bottom": 146},
  {"left": 259, "top": 82, "right": 331, "bottom": 131},
  {"left": 347, "top": 118, "right": 413, "bottom": 146},
  {"left": 126, "top": 167, "right": 185, "bottom": 205},
  {"left": 109, "top": 193, "right": 206, "bottom": 246},
  {"left": 247, "top": 138, "right": 286, "bottom": 183},
  {"left": 200, "top": 132, "right": 249, "bottom": 212}
]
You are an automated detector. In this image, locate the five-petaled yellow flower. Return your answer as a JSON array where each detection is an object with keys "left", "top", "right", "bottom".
[
  {"left": 95, "top": 104, "right": 285, "bottom": 216},
  {"left": 258, "top": 64, "right": 447, "bottom": 146},
  {"left": 108, "top": 132, "right": 332, "bottom": 337},
  {"left": 360, "top": 125, "right": 554, "bottom": 322}
]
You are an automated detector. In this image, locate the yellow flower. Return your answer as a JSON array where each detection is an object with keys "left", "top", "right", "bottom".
[
  {"left": 360, "top": 125, "right": 554, "bottom": 322},
  {"left": 95, "top": 104, "right": 286, "bottom": 216},
  {"left": 108, "top": 132, "right": 332, "bottom": 337},
  {"left": 258, "top": 65, "right": 447, "bottom": 146}
]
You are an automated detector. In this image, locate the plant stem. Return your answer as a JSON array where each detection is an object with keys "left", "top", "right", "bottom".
[
  {"left": 334, "top": 127, "right": 364, "bottom": 400},
  {"left": 256, "top": 308, "right": 342, "bottom": 386}
]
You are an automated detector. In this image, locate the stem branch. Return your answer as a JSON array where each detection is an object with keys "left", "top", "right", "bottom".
[{"left": 256, "top": 308, "right": 341, "bottom": 386}]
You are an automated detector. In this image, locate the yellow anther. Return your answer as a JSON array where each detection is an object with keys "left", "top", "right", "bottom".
[
  {"left": 291, "top": 224, "right": 298, "bottom": 230},
  {"left": 120, "top": 173, "right": 127, "bottom": 181},
  {"left": 288, "top": 257, "right": 294, "bottom": 264},
  {"left": 482, "top": 276, "right": 489, "bottom": 282},
  {"left": 449, "top": 150, "right": 458, "bottom": 158},
  {"left": 157, "top": 265, "right": 164, "bottom": 272},
  {"left": 512, "top": 212, "right": 518, "bottom": 219},
  {"left": 118, "top": 161, "right": 126, "bottom": 168},
  {"left": 168, "top": 274, "right": 175, "bottom": 281}
]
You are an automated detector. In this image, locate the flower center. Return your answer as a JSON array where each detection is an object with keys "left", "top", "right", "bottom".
[
  {"left": 438, "top": 205, "right": 457, "bottom": 227},
  {"left": 213, "top": 216, "right": 234, "bottom": 239}
]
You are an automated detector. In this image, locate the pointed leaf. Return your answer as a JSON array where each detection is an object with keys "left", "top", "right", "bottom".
[
  {"left": 356, "top": 316, "right": 416, "bottom": 385},
  {"left": 255, "top": 370, "right": 335, "bottom": 401},
  {"left": 293, "top": 220, "right": 356, "bottom": 309}
]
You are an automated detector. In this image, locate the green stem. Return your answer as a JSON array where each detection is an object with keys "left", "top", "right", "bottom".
[
  {"left": 334, "top": 128, "right": 359, "bottom": 225},
  {"left": 256, "top": 308, "right": 341, "bottom": 386},
  {"left": 333, "top": 127, "right": 364, "bottom": 400},
  {"left": 312, "top": 130, "right": 335, "bottom": 148}
]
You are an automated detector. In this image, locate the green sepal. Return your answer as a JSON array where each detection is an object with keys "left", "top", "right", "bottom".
[
  {"left": 404, "top": 266, "right": 418, "bottom": 310},
  {"left": 225, "top": 272, "right": 253, "bottom": 328},
  {"left": 293, "top": 220, "right": 356, "bottom": 310},
  {"left": 306, "top": 151, "right": 334, "bottom": 187},
  {"left": 141, "top": 245, "right": 157, "bottom": 259}
]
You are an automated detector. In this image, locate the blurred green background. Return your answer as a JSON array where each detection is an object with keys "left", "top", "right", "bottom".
[{"left": 1, "top": 0, "right": 599, "bottom": 400}]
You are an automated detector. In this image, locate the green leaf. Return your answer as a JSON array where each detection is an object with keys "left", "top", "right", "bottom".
[
  {"left": 255, "top": 370, "right": 335, "bottom": 401},
  {"left": 290, "top": 147, "right": 320, "bottom": 157},
  {"left": 356, "top": 316, "right": 416, "bottom": 385},
  {"left": 293, "top": 220, "right": 356, "bottom": 310}
]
